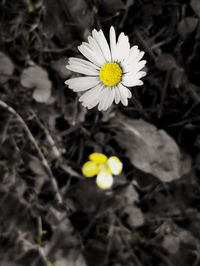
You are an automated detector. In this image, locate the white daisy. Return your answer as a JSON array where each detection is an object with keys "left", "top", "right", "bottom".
[{"left": 65, "top": 26, "right": 146, "bottom": 111}]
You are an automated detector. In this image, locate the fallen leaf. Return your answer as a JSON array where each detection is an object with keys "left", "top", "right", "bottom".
[
  {"left": 156, "top": 53, "right": 176, "bottom": 71},
  {"left": 51, "top": 58, "right": 70, "bottom": 79},
  {"left": 125, "top": 206, "right": 144, "bottom": 227},
  {"left": 116, "top": 184, "right": 139, "bottom": 205},
  {"left": 20, "top": 65, "right": 51, "bottom": 103},
  {"left": 116, "top": 184, "right": 143, "bottom": 227},
  {"left": 114, "top": 115, "right": 191, "bottom": 182},
  {"left": 162, "top": 235, "right": 180, "bottom": 254},
  {"left": 0, "top": 52, "right": 15, "bottom": 83},
  {"left": 46, "top": 219, "right": 86, "bottom": 266},
  {"left": 67, "top": 0, "right": 94, "bottom": 31},
  {"left": 178, "top": 17, "right": 198, "bottom": 38},
  {"left": 190, "top": 0, "right": 200, "bottom": 18},
  {"left": 162, "top": 223, "right": 198, "bottom": 254},
  {"left": 171, "top": 66, "right": 184, "bottom": 89}
]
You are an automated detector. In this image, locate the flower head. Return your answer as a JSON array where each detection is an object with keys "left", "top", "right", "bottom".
[
  {"left": 65, "top": 26, "right": 146, "bottom": 111},
  {"left": 82, "top": 153, "right": 123, "bottom": 189}
]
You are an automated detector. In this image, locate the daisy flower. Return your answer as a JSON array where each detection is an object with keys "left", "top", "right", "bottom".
[
  {"left": 82, "top": 153, "right": 123, "bottom": 189},
  {"left": 65, "top": 26, "right": 146, "bottom": 111}
]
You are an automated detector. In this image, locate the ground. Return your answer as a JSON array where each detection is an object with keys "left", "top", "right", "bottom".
[{"left": 0, "top": 0, "right": 200, "bottom": 266}]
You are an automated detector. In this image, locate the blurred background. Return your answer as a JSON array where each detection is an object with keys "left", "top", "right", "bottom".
[{"left": 0, "top": 0, "right": 200, "bottom": 265}]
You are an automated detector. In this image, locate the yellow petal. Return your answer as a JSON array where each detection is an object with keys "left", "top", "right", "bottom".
[
  {"left": 96, "top": 170, "right": 113, "bottom": 189},
  {"left": 82, "top": 161, "right": 100, "bottom": 177},
  {"left": 107, "top": 156, "right": 123, "bottom": 175},
  {"left": 89, "top": 153, "right": 107, "bottom": 164},
  {"left": 53, "top": 262, "right": 60, "bottom": 266}
]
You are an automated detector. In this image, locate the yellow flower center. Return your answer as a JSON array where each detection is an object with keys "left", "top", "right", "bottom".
[{"left": 100, "top": 62, "right": 122, "bottom": 86}]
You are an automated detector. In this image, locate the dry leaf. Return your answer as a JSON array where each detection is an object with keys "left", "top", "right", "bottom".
[
  {"left": 190, "top": 0, "right": 200, "bottom": 18},
  {"left": 67, "top": 0, "right": 94, "bottom": 31},
  {"left": 115, "top": 115, "right": 191, "bottom": 182},
  {"left": 156, "top": 53, "right": 176, "bottom": 71},
  {"left": 0, "top": 52, "right": 15, "bottom": 83},
  {"left": 116, "top": 184, "right": 143, "bottom": 227},
  {"left": 20, "top": 65, "right": 51, "bottom": 103},
  {"left": 171, "top": 66, "right": 184, "bottom": 89},
  {"left": 51, "top": 58, "right": 70, "bottom": 79},
  {"left": 178, "top": 17, "right": 198, "bottom": 38},
  {"left": 57, "top": 251, "right": 87, "bottom": 266},
  {"left": 162, "top": 223, "right": 198, "bottom": 254},
  {"left": 125, "top": 206, "right": 144, "bottom": 227}
]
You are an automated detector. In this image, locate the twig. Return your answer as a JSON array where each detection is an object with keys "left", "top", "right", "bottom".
[
  {"left": 0, "top": 100, "right": 63, "bottom": 205},
  {"left": 30, "top": 110, "right": 61, "bottom": 159},
  {"left": 151, "top": 249, "right": 174, "bottom": 266},
  {"left": 134, "top": 30, "right": 156, "bottom": 61},
  {"left": 182, "top": 81, "right": 200, "bottom": 103},
  {"left": 36, "top": 216, "right": 43, "bottom": 245},
  {"left": 115, "top": 215, "right": 143, "bottom": 266},
  {"left": 18, "top": 232, "right": 48, "bottom": 264},
  {"left": 158, "top": 70, "right": 171, "bottom": 118},
  {"left": 0, "top": 113, "right": 12, "bottom": 144},
  {"left": 131, "top": 92, "right": 150, "bottom": 121}
]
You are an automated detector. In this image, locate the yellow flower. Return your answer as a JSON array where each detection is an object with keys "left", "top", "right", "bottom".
[
  {"left": 47, "top": 261, "right": 60, "bottom": 266},
  {"left": 82, "top": 153, "right": 123, "bottom": 189}
]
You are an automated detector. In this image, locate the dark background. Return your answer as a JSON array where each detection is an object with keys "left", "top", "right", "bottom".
[{"left": 0, "top": 0, "right": 200, "bottom": 265}]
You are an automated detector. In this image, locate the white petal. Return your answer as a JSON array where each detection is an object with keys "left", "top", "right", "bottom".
[
  {"left": 135, "top": 60, "right": 147, "bottom": 71},
  {"left": 127, "top": 88, "right": 132, "bottom": 98},
  {"left": 134, "top": 60, "right": 147, "bottom": 72},
  {"left": 123, "top": 45, "right": 139, "bottom": 65},
  {"left": 96, "top": 170, "right": 113, "bottom": 189},
  {"left": 101, "top": 87, "right": 111, "bottom": 111},
  {"left": 79, "top": 83, "right": 102, "bottom": 102},
  {"left": 123, "top": 60, "right": 147, "bottom": 73},
  {"left": 109, "top": 26, "right": 117, "bottom": 61},
  {"left": 82, "top": 42, "right": 91, "bottom": 49},
  {"left": 98, "top": 87, "right": 109, "bottom": 111},
  {"left": 115, "top": 83, "right": 132, "bottom": 100},
  {"left": 114, "top": 33, "right": 124, "bottom": 62},
  {"left": 135, "top": 71, "right": 147, "bottom": 78},
  {"left": 136, "top": 51, "right": 145, "bottom": 61},
  {"left": 100, "top": 30, "right": 111, "bottom": 61},
  {"left": 114, "top": 86, "right": 121, "bottom": 104},
  {"left": 106, "top": 87, "right": 115, "bottom": 110},
  {"left": 122, "top": 73, "right": 144, "bottom": 87},
  {"left": 88, "top": 36, "right": 106, "bottom": 64},
  {"left": 107, "top": 156, "right": 123, "bottom": 175},
  {"left": 129, "top": 45, "right": 140, "bottom": 58},
  {"left": 68, "top": 57, "right": 100, "bottom": 70},
  {"left": 78, "top": 45, "right": 105, "bottom": 67},
  {"left": 115, "top": 33, "right": 130, "bottom": 62},
  {"left": 102, "top": 87, "right": 115, "bottom": 111},
  {"left": 65, "top": 76, "right": 100, "bottom": 91},
  {"left": 92, "top": 29, "right": 111, "bottom": 62},
  {"left": 124, "top": 48, "right": 144, "bottom": 65},
  {"left": 118, "top": 83, "right": 129, "bottom": 106},
  {"left": 121, "top": 36, "right": 130, "bottom": 61},
  {"left": 81, "top": 84, "right": 104, "bottom": 109},
  {"left": 87, "top": 95, "right": 102, "bottom": 109},
  {"left": 66, "top": 65, "right": 99, "bottom": 76}
]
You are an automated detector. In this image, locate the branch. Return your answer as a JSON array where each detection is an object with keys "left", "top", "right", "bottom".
[{"left": 0, "top": 100, "right": 63, "bottom": 205}]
